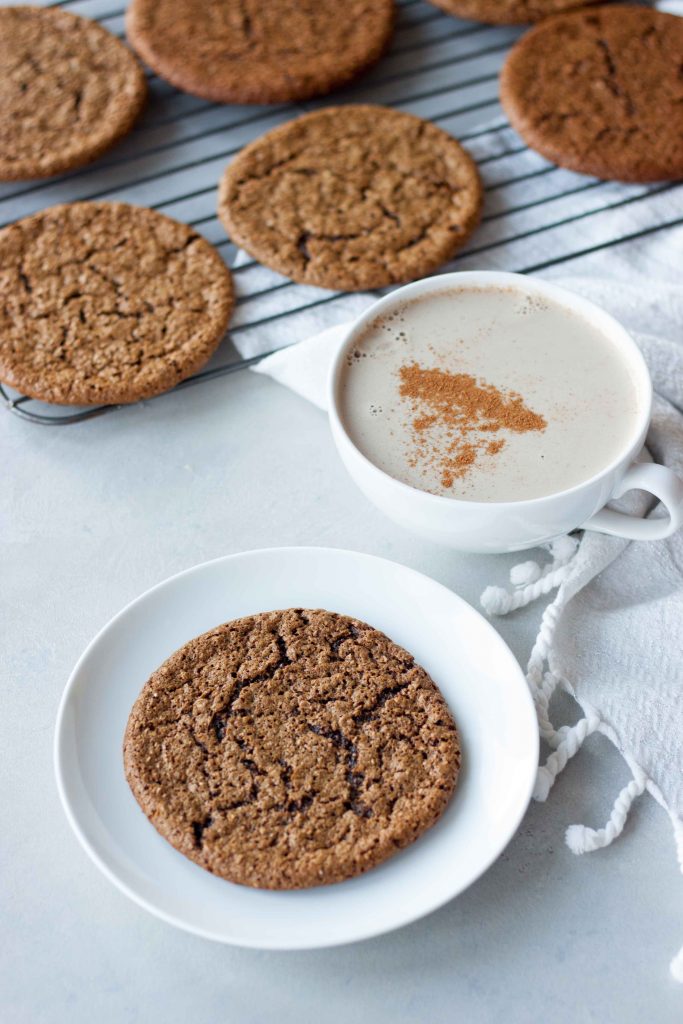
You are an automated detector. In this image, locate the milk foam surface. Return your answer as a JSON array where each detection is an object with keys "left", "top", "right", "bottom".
[{"left": 338, "top": 286, "right": 642, "bottom": 502}]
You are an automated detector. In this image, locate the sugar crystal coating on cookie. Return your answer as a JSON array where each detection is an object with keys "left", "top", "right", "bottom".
[{"left": 124, "top": 609, "right": 461, "bottom": 889}]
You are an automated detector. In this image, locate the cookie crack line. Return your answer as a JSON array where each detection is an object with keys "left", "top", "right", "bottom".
[
  {"left": 353, "top": 678, "right": 412, "bottom": 726},
  {"left": 308, "top": 667, "right": 413, "bottom": 820},
  {"left": 210, "top": 632, "right": 292, "bottom": 741},
  {"left": 293, "top": 206, "right": 462, "bottom": 277},
  {"left": 191, "top": 814, "right": 213, "bottom": 849},
  {"left": 294, "top": 205, "right": 437, "bottom": 266},
  {"left": 187, "top": 723, "right": 219, "bottom": 798},
  {"left": 307, "top": 724, "right": 372, "bottom": 819},
  {"left": 596, "top": 37, "right": 636, "bottom": 117},
  {"left": 329, "top": 623, "right": 360, "bottom": 659},
  {"left": 238, "top": 0, "right": 253, "bottom": 42},
  {"left": 285, "top": 794, "right": 315, "bottom": 815},
  {"left": 272, "top": 759, "right": 318, "bottom": 817}
]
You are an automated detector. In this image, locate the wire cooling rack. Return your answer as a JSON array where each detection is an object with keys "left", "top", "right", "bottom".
[{"left": 2, "top": 0, "right": 682, "bottom": 424}]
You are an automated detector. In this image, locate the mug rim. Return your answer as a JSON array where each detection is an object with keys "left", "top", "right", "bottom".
[{"left": 328, "top": 270, "right": 653, "bottom": 510}]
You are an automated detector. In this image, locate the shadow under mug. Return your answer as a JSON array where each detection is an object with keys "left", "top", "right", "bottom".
[{"left": 328, "top": 271, "right": 683, "bottom": 554}]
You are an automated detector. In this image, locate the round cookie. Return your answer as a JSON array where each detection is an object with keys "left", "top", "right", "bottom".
[
  {"left": 425, "top": 0, "right": 599, "bottom": 25},
  {"left": 126, "top": 0, "right": 395, "bottom": 105},
  {"left": 500, "top": 5, "right": 683, "bottom": 182},
  {"left": 0, "top": 6, "right": 147, "bottom": 181},
  {"left": 123, "top": 608, "right": 461, "bottom": 890},
  {"left": 218, "top": 105, "right": 483, "bottom": 292},
  {"left": 0, "top": 202, "right": 234, "bottom": 406}
]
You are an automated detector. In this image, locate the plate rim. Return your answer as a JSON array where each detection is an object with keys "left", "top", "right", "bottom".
[{"left": 54, "top": 545, "right": 539, "bottom": 949}]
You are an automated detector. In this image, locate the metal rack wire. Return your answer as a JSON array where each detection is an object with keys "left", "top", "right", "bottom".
[{"left": 2, "top": 0, "right": 681, "bottom": 424}]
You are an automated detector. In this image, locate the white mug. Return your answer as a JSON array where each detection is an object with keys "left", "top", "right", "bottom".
[{"left": 328, "top": 271, "right": 683, "bottom": 554}]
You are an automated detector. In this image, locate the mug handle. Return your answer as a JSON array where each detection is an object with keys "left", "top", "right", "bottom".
[{"left": 582, "top": 462, "right": 683, "bottom": 541}]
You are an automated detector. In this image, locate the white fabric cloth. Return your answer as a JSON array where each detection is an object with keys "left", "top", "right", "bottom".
[
  {"left": 251, "top": 322, "right": 349, "bottom": 411},
  {"left": 246, "top": 262, "right": 683, "bottom": 979}
]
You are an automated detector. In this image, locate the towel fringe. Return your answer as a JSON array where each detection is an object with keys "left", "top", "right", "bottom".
[
  {"left": 480, "top": 536, "right": 579, "bottom": 616},
  {"left": 534, "top": 711, "right": 602, "bottom": 801},
  {"left": 481, "top": 541, "right": 683, "bottom": 981},
  {"left": 564, "top": 761, "right": 647, "bottom": 853}
]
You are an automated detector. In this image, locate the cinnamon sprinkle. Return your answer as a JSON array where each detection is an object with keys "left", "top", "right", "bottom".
[{"left": 397, "top": 362, "right": 547, "bottom": 490}]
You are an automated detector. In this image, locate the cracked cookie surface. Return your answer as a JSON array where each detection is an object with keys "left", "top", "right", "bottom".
[
  {"left": 500, "top": 5, "right": 683, "bottom": 182},
  {"left": 126, "top": 0, "right": 394, "bottom": 104},
  {"left": 123, "top": 608, "right": 461, "bottom": 889},
  {"left": 0, "top": 202, "right": 234, "bottom": 405},
  {"left": 0, "top": 6, "right": 146, "bottom": 181},
  {"left": 426, "top": 0, "right": 599, "bottom": 25},
  {"left": 218, "top": 105, "right": 482, "bottom": 291}
]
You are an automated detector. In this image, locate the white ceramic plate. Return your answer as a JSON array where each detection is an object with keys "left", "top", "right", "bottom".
[{"left": 55, "top": 547, "right": 538, "bottom": 949}]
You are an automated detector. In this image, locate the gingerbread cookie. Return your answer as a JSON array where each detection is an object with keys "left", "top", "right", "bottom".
[
  {"left": 500, "top": 5, "right": 683, "bottom": 182},
  {"left": 218, "top": 105, "right": 483, "bottom": 292},
  {"left": 126, "top": 0, "right": 395, "bottom": 104},
  {"left": 0, "top": 202, "right": 234, "bottom": 405},
  {"left": 426, "top": 0, "right": 599, "bottom": 25},
  {"left": 124, "top": 609, "right": 461, "bottom": 889},
  {"left": 0, "top": 6, "right": 146, "bottom": 180}
]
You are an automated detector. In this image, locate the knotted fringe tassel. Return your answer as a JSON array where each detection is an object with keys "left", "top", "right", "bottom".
[
  {"left": 534, "top": 709, "right": 602, "bottom": 801},
  {"left": 565, "top": 760, "right": 647, "bottom": 853},
  {"left": 480, "top": 535, "right": 579, "bottom": 616}
]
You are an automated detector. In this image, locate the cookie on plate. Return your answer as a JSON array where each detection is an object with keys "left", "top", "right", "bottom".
[
  {"left": 126, "top": 0, "right": 395, "bottom": 104},
  {"left": 426, "top": 0, "right": 599, "bottom": 24},
  {"left": 0, "top": 6, "right": 146, "bottom": 180},
  {"left": 500, "top": 5, "right": 683, "bottom": 182},
  {"left": 218, "top": 105, "right": 482, "bottom": 292},
  {"left": 123, "top": 608, "right": 461, "bottom": 889},
  {"left": 0, "top": 202, "right": 234, "bottom": 405}
]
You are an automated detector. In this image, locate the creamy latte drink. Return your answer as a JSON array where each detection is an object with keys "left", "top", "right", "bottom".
[{"left": 338, "top": 285, "right": 642, "bottom": 502}]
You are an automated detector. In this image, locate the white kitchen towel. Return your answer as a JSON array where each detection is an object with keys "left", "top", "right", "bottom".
[{"left": 247, "top": 262, "right": 683, "bottom": 979}]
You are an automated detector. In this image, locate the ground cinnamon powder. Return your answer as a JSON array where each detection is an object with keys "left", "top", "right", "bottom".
[{"left": 398, "top": 362, "right": 547, "bottom": 490}]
